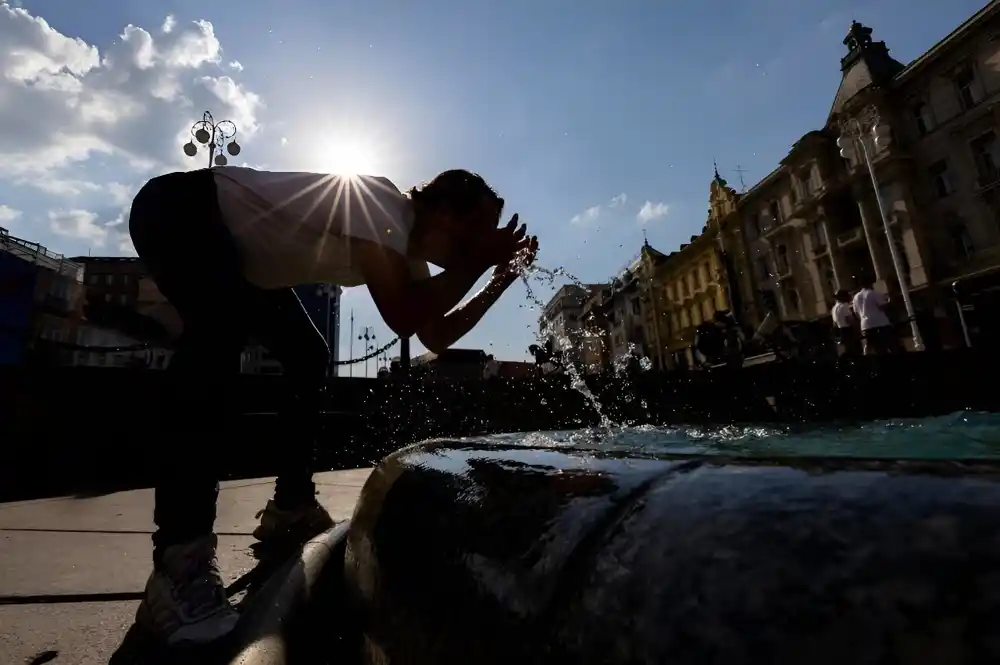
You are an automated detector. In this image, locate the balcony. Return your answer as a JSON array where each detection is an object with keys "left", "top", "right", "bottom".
[{"left": 837, "top": 227, "right": 865, "bottom": 247}]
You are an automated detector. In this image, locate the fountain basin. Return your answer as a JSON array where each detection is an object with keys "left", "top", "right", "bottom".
[{"left": 341, "top": 439, "right": 1000, "bottom": 664}]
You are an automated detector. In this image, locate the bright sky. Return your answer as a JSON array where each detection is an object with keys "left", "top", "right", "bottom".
[{"left": 0, "top": 0, "right": 987, "bottom": 368}]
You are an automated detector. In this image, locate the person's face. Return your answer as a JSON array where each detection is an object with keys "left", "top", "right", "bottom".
[{"left": 420, "top": 195, "right": 505, "bottom": 269}]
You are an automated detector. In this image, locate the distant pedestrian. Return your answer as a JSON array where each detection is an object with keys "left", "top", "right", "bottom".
[
  {"left": 852, "top": 278, "right": 895, "bottom": 355},
  {"left": 127, "top": 166, "right": 537, "bottom": 645},
  {"left": 831, "top": 289, "right": 862, "bottom": 357}
]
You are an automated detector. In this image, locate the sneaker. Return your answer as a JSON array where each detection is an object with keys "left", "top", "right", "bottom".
[
  {"left": 252, "top": 498, "right": 335, "bottom": 542},
  {"left": 136, "top": 534, "right": 240, "bottom": 645}
]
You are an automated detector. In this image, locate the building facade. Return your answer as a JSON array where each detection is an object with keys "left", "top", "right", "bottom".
[
  {"left": 0, "top": 228, "right": 86, "bottom": 365},
  {"left": 642, "top": 233, "right": 733, "bottom": 370},
  {"left": 538, "top": 283, "right": 604, "bottom": 365},
  {"left": 733, "top": 4, "right": 1000, "bottom": 349}
]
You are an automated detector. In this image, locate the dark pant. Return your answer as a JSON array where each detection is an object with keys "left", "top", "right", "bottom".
[
  {"left": 836, "top": 326, "right": 862, "bottom": 358},
  {"left": 128, "top": 170, "right": 330, "bottom": 563}
]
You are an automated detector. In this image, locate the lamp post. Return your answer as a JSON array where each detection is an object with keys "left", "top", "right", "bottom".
[
  {"left": 836, "top": 106, "right": 924, "bottom": 351},
  {"left": 183, "top": 111, "right": 241, "bottom": 168},
  {"left": 316, "top": 283, "right": 335, "bottom": 377},
  {"left": 358, "top": 326, "right": 375, "bottom": 378}
]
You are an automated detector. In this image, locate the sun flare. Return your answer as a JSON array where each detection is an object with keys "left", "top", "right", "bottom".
[{"left": 312, "top": 137, "right": 380, "bottom": 176}]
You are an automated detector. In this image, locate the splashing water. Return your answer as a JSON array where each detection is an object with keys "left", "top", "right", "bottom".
[{"left": 516, "top": 262, "right": 652, "bottom": 438}]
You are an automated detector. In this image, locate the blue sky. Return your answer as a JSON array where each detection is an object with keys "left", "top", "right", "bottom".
[{"left": 0, "top": 0, "right": 988, "bottom": 370}]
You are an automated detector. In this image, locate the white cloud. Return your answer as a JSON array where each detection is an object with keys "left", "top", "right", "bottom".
[
  {"left": 229, "top": 60, "right": 243, "bottom": 71},
  {"left": 570, "top": 193, "right": 629, "bottom": 225},
  {"left": 637, "top": 201, "right": 670, "bottom": 225},
  {"left": 48, "top": 208, "right": 107, "bottom": 244},
  {"left": 570, "top": 205, "right": 601, "bottom": 226},
  {"left": 0, "top": 3, "right": 264, "bottom": 255},
  {"left": 280, "top": 136, "right": 288, "bottom": 146},
  {"left": 0, "top": 204, "right": 22, "bottom": 222}
]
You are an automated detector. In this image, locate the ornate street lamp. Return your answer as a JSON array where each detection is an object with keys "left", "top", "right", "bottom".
[
  {"left": 837, "top": 105, "right": 924, "bottom": 351},
  {"left": 182, "top": 111, "right": 241, "bottom": 168}
]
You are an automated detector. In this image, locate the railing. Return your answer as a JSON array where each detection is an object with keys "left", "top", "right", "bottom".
[{"left": 0, "top": 230, "right": 84, "bottom": 281}]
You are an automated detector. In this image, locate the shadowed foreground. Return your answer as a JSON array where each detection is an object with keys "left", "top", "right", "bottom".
[{"left": 342, "top": 440, "right": 1000, "bottom": 664}]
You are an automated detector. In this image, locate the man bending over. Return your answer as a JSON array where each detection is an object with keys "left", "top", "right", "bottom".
[{"left": 127, "top": 166, "right": 538, "bottom": 645}]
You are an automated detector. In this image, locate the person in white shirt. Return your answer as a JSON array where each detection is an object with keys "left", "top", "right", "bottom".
[
  {"left": 127, "top": 166, "right": 537, "bottom": 645},
  {"left": 831, "top": 289, "right": 861, "bottom": 357},
  {"left": 851, "top": 278, "right": 895, "bottom": 355}
]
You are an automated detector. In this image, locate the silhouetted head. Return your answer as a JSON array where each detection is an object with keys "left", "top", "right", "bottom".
[
  {"left": 835, "top": 289, "right": 851, "bottom": 303},
  {"left": 408, "top": 169, "right": 504, "bottom": 268}
]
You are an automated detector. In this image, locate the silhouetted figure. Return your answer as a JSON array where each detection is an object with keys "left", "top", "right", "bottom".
[
  {"left": 852, "top": 277, "right": 896, "bottom": 355},
  {"left": 126, "top": 166, "right": 537, "bottom": 645},
  {"left": 831, "top": 289, "right": 862, "bottom": 358}
]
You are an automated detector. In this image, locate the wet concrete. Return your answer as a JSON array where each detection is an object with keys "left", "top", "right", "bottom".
[{"left": 345, "top": 441, "right": 1000, "bottom": 664}]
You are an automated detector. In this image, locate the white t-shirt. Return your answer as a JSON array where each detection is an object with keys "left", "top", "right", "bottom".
[
  {"left": 852, "top": 288, "right": 890, "bottom": 331},
  {"left": 831, "top": 302, "right": 856, "bottom": 329},
  {"left": 213, "top": 167, "right": 429, "bottom": 288}
]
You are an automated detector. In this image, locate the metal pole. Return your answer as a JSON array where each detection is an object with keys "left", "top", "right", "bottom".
[
  {"left": 956, "top": 300, "right": 973, "bottom": 348},
  {"left": 324, "top": 286, "right": 332, "bottom": 378},
  {"left": 400, "top": 336, "right": 411, "bottom": 376},
  {"left": 208, "top": 123, "right": 216, "bottom": 168},
  {"left": 854, "top": 123, "right": 925, "bottom": 351},
  {"left": 349, "top": 309, "right": 354, "bottom": 378}
]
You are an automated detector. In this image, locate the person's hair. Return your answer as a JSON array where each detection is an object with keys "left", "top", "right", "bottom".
[
  {"left": 409, "top": 169, "right": 501, "bottom": 217},
  {"left": 835, "top": 289, "right": 851, "bottom": 302}
]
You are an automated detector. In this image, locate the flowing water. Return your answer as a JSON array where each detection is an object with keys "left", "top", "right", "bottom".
[{"left": 484, "top": 411, "right": 1000, "bottom": 460}]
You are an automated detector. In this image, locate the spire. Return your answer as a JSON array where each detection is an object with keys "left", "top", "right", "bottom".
[
  {"left": 713, "top": 159, "right": 721, "bottom": 181},
  {"left": 642, "top": 228, "right": 650, "bottom": 247}
]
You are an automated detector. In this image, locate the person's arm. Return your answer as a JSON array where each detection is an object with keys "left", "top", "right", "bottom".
[
  {"left": 416, "top": 273, "right": 513, "bottom": 353},
  {"left": 413, "top": 234, "right": 539, "bottom": 353},
  {"left": 356, "top": 241, "right": 489, "bottom": 339}
]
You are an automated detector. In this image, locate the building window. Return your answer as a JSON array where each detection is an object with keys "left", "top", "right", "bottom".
[
  {"left": 768, "top": 200, "right": 782, "bottom": 226},
  {"left": 775, "top": 244, "right": 790, "bottom": 275},
  {"left": 698, "top": 265, "right": 707, "bottom": 289},
  {"left": 970, "top": 131, "right": 1000, "bottom": 186},
  {"left": 797, "top": 166, "right": 815, "bottom": 198},
  {"left": 928, "top": 160, "right": 954, "bottom": 198},
  {"left": 787, "top": 288, "right": 801, "bottom": 314},
  {"left": 104, "top": 274, "right": 114, "bottom": 285},
  {"left": 954, "top": 64, "right": 983, "bottom": 111},
  {"left": 950, "top": 223, "right": 975, "bottom": 260},
  {"left": 701, "top": 299, "right": 713, "bottom": 321},
  {"left": 671, "top": 312, "right": 680, "bottom": 331},
  {"left": 687, "top": 273, "right": 696, "bottom": 295},
  {"left": 820, "top": 259, "right": 837, "bottom": 297},
  {"left": 808, "top": 222, "right": 828, "bottom": 253},
  {"left": 912, "top": 100, "right": 936, "bottom": 136},
  {"left": 630, "top": 298, "right": 641, "bottom": 315}
]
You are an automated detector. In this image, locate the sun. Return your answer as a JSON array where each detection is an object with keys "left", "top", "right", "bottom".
[{"left": 312, "top": 137, "right": 380, "bottom": 176}]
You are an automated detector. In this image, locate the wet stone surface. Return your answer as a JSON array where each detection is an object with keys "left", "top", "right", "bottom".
[{"left": 346, "top": 442, "right": 1000, "bottom": 665}]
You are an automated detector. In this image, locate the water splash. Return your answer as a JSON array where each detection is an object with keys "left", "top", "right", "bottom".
[{"left": 516, "top": 263, "right": 628, "bottom": 438}]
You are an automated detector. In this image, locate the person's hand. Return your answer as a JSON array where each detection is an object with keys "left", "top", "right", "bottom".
[
  {"left": 469, "top": 213, "right": 529, "bottom": 268},
  {"left": 492, "top": 233, "right": 539, "bottom": 286}
]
